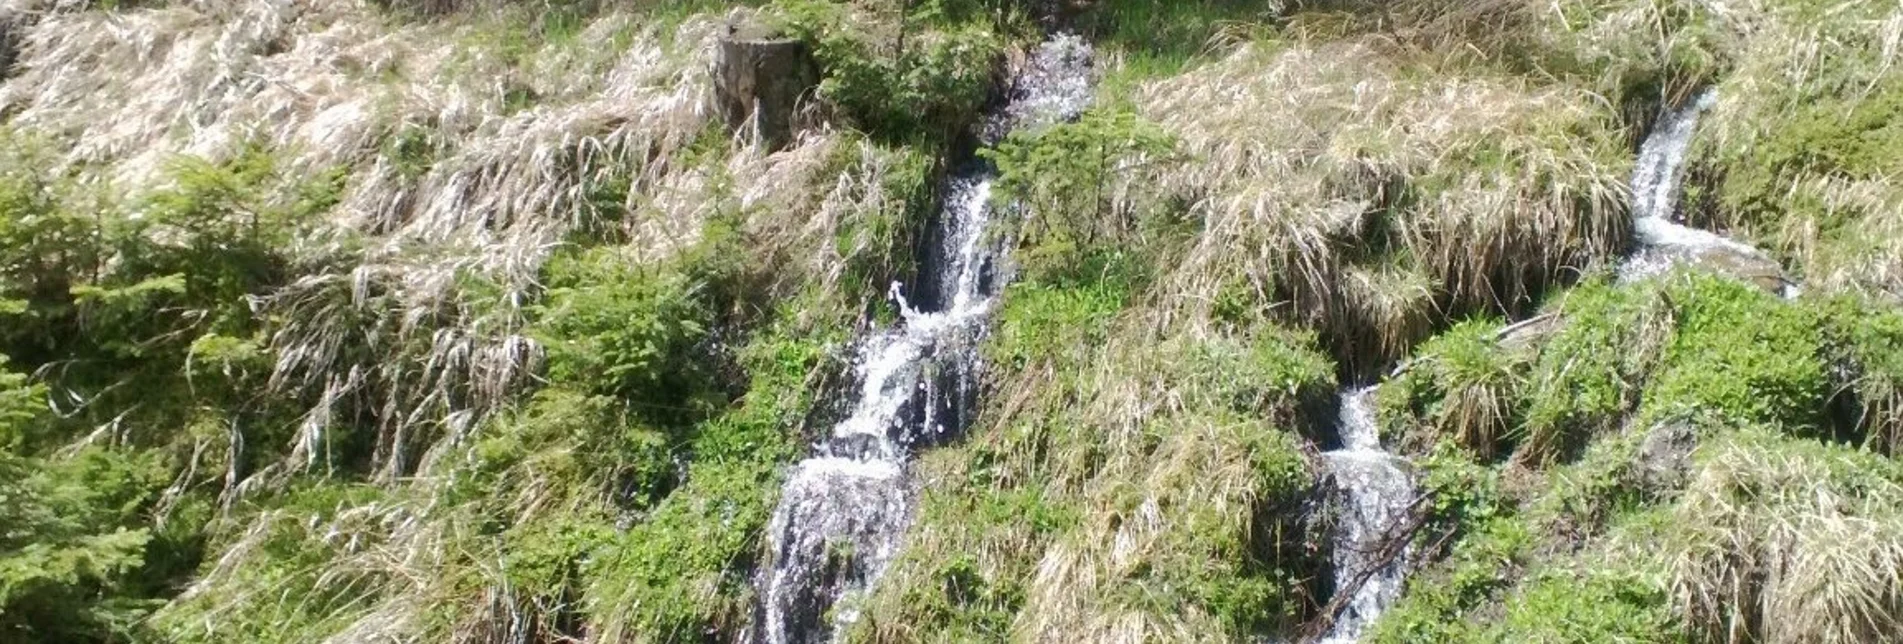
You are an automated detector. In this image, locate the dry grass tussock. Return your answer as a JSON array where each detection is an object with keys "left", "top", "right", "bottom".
[
  {"left": 1640, "top": 434, "right": 1903, "bottom": 644},
  {"left": 0, "top": 1, "right": 862, "bottom": 480},
  {"left": 1130, "top": 38, "right": 1627, "bottom": 371}
]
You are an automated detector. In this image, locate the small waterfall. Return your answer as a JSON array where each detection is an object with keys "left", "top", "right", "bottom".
[
  {"left": 1319, "top": 386, "right": 1416, "bottom": 643},
  {"left": 1621, "top": 90, "right": 1795, "bottom": 296},
  {"left": 750, "top": 34, "right": 1092, "bottom": 644}
]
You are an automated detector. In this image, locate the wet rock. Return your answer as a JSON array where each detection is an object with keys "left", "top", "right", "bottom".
[
  {"left": 1684, "top": 244, "right": 1795, "bottom": 296},
  {"left": 713, "top": 18, "right": 818, "bottom": 152},
  {"left": 1627, "top": 230, "right": 1798, "bottom": 297}
]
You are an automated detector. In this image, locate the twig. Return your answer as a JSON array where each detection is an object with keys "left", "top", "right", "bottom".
[{"left": 1297, "top": 492, "right": 1432, "bottom": 643}]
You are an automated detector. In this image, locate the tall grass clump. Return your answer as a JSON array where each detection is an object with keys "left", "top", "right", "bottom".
[
  {"left": 1291, "top": 0, "right": 1728, "bottom": 118},
  {"left": 1646, "top": 431, "right": 1903, "bottom": 643},
  {"left": 1683, "top": 2, "right": 1903, "bottom": 295},
  {"left": 1379, "top": 319, "right": 1528, "bottom": 459},
  {"left": 1131, "top": 38, "right": 1627, "bottom": 374}
]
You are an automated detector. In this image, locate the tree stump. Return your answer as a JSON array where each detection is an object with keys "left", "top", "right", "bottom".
[{"left": 713, "top": 20, "right": 818, "bottom": 152}]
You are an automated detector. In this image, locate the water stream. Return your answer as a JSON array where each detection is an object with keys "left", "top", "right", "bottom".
[
  {"left": 750, "top": 34, "right": 1092, "bottom": 644},
  {"left": 1620, "top": 90, "right": 1795, "bottom": 296},
  {"left": 1318, "top": 387, "right": 1415, "bottom": 644}
]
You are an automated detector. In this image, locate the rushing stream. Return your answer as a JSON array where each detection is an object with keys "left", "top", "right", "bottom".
[
  {"left": 1621, "top": 90, "right": 1794, "bottom": 296},
  {"left": 750, "top": 34, "right": 1093, "bottom": 644},
  {"left": 1318, "top": 387, "right": 1415, "bottom": 643}
]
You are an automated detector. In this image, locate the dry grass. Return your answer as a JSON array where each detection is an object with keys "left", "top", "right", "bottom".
[
  {"left": 1640, "top": 433, "right": 1903, "bottom": 644},
  {"left": 0, "top": 3, "right": 921, "bottom": 641},
  {"left": 1126, "top": 38, "right": 1627, "bottom": 372}
]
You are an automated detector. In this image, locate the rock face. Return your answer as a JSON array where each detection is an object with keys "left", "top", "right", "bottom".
[{"left": 713, "top": 20, "right": 818, "bottom": 152}]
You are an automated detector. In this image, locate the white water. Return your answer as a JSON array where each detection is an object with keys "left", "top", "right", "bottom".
[
  {"left": 1620, "top": 90, "right": 1795, "bottom": 296},
  {"left": 751, "top": 34, "right": 1092, "bottom": 644},
  {"left": 1319, "top": 387, "right": 1415, "bottom": 643}
]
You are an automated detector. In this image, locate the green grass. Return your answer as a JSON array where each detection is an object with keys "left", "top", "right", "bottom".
[{"left": 1639, "top": 274, "right": 1828, "bottom": 432}]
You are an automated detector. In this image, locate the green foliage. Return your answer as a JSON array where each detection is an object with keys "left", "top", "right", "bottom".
[
  {"left": 534, "top": 246, "right": 723, "bottom": 423},
  {"left": 0, "top": 446, "right": 169, "bottom": 643},
  {"left": 0, "top": 356, "right": 47, "bottom": 452},
  {"left": 154, "top": 483, "right": 398, "bottom": 644},
  {"left": 984, "top": 109, "right": 1176, "bottom": 268},
  {"left": 828, "top": 141, "right": 935, "bottom": 310},
  {"left": 1380, "top": 319, "right": 1527, "bottom": 458},
  {"left": 989, "top": 268, "right": 1130, "bottom": 371},
  {"left": 1366, "top": 444, "right": 1524, "bottom": 643},
  {"left": 1701, "top": 75, "right": 1903, "bottom": 237},
  {"left": 1818, "top": 294, "right": 1903, "bottom": 452},
  {"left": 1078, "top": 0, "right": 1280, "bottom": 82},
  {"left": 773, "top": 0, "right": 1009, "bottom": 141},
  {"left": 573, "top": 316, "right": 828, "bottom": 639},
  {"left": 0, "top": 144, "right": 346, "bottom": 641},
  {"left": 1486, "top": 569, "right": 1676, "bottom": 643},
  {"left": 1517, "top": 281, "right": 1668, "bottom": 465},
  {"left": 582, "top": 457, "right": 781, "bottom": 639},
  {"left": 1640, "top": 274, "right": 1827, "bottom": 431}
]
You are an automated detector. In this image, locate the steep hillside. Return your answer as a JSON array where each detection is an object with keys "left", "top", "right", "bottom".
[{"left": 1, "top": 0, "right": 1901, "bottom": 643}]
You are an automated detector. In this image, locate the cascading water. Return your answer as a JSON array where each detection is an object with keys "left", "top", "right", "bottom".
[
  {"left": 750, "top": 34, "right": 1092, "bottom": 644},
  {"left": 1318, "top": 386, "right": 1415, "bottom": 644},
  {"left": 1621, "top": 90, "right": 1796, "bottom": 296}
]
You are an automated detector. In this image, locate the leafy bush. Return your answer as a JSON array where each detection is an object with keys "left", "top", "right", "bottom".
[
  {"left": 1640, "top": 275, "right": 1827, "bottom": 432},
  {"left": 0, "top": 446, "right": 169, "bottom": 643},
  {"left": 1487, "top": 568, "right": 1675, "bottom": 643},
  {"left": 1365, "top": 445, "right": 1526, "bottom": 643},
  {"left": 1818, "top": 295, "right": 1903, "bottom": 453},
  {"left": 533, "top": 247, "right": 723, "bottom": 423},
  {"left": 1516, "top": 281, "right": 1670, "bottom": 465},
  {"left": 984, "top": 109, "right": 1176, "bottom": 255},
  {"left": 773, "top": 0, "right": 1008, "bottom": 141}
]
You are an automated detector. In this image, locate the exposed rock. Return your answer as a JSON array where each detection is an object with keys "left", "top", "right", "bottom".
[
  {"left": 1626, "top": 219, "right": 1799, "bottom": 297},
  {"left": 713, "top": 18, "right": 818, "bottom": 152},
  {"left": 1637, "top": 419, "right": 1699, "bottom": 493},
  {"left": 1496, "top": 312, "right": 1561, "bottom": 351}
]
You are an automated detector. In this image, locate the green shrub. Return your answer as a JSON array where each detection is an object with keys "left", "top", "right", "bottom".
[
  {"left": 0, "top": 447, "right": 166, "bottom": 643},
  {"left": 773, "top": 0, "right": 1008, "bottom": 141},
  {"left": 1818, "top": 294, "right": 1903, "bottom": 453},
  {"left": 533, "top": 247, "right": 722, "bottom": 423},
  {"left": 1640, "top": 274, "right": 1827, "bottom": 431},
  {"left": 1487, "top": 568, "right": 1676, "bottom": 643},
  {"left": 1516, "top": 281, "right": 1669, "bottom": 465},
  {"left": 984, "top": 109, "right": 1176, "bottom": 256},
  {"left": 582, "top": 458, "right": 782, "bottom": 640}
]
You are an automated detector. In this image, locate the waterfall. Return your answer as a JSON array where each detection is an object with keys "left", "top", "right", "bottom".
[
  {"left": 1621, "top": 90, "right": 1795, "bottom": 296},
  {"left": 750, "top": 34, "right": 1093, "bottom": 644},
  {"left": 1319, "top": 386, "right": 1416, "bottom": 643}
]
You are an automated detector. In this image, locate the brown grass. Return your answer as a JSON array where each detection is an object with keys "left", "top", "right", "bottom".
[
  {"left": 1641, "top": 434, "right": 1903, "bottom": 643},
  {"left": 1128, "top": 38, "right": 1627, "bottom": 372}
]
